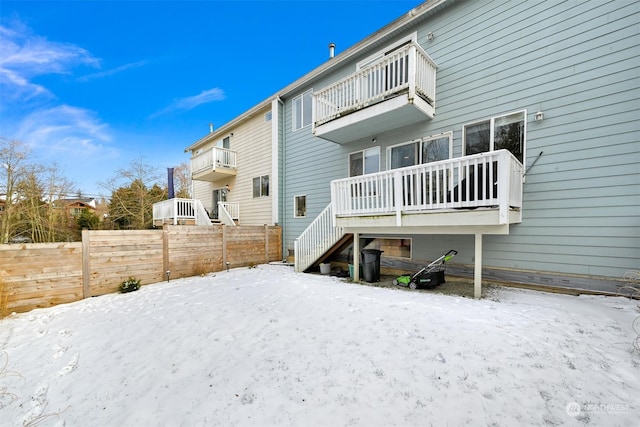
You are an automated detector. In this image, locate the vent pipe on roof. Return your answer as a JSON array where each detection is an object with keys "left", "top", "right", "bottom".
[
  {"left": 209, "top": 122, "right": 214, "bottom": 133},
  {"left": 329, "top": 43, "right": 336, "bottom": 59}
]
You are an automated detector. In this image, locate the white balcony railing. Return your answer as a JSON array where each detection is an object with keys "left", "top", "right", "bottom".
[
  {"left": 191, "top": 146, "right": 237, "bottom": 178},
  {"left": 152, "top": 198, "right": 212, "bottom": 226},
  {"left": 314, "top": 42, "right": 437, "bottom": 127},
  {"left": 331, "top": 150, "right": 523, "bottom": 226}
]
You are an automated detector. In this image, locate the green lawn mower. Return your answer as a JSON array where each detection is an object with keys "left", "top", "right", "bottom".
[{"left": 393, "top": 250, "right": 457, "bottom": 290}]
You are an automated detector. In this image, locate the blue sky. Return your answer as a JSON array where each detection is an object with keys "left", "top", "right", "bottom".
[{"left": 0, "top": 0, "right": 422, "bottom": 197}]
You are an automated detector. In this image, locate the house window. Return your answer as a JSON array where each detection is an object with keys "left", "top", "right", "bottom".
[
  {"left": 463, "top": 110, "right": 526, "bottom": 163},
  {"left": 293, "top": 90, "right": 313, "bottom": 131},
  {"left": 294, "top": 195, "right": 306, "bottom": 218},
  {"left": 422, "top": 133, "right": 452, "bottom": 163},
  {"left": 388, "top": 141, "right": 418, "bottom": 169},
  {"left": 216, "top": 136, "right": 230, "bottom": 149},
  {"left": 349, "top": 147, "right": 380, "bottom": 176},
  {"left": 252, "top": 175, "right": 269, "bottom": 198},
  {"left": 387, "top": 133, "right": 451, "bottom": 170},
  {"left": 264, "top": 111, "right": 272, "bottom": 122}
]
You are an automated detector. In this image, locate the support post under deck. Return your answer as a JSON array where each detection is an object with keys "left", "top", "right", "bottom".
[
  {"left": 353, "top": 232, "right": 360, "bottom": 282},
  {"left": 474, "top": 233, "right": 483, "bottom": 299}
]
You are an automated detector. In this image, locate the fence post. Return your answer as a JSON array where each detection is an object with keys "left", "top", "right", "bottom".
[
  {"left": 82, "top": 229, "right": 90, "bottom": 298},
  {"left": 163, "top": 224, "right": 169, "bottom": 277},
  {"left": 222, "top": 225, "right": 228, "bottom": 267},
  {"left": 264, "top": 224, "right": 269, "bottom": 264}
]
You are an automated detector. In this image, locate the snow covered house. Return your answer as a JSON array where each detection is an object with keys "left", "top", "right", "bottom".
[{"left": 276, "top": 0, "right": 639, "bottom": 295}]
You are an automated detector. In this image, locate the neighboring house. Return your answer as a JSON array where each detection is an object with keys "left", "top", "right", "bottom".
[
  {"left": 154, "top": 101, "right": 278, "bottom": 227},
  {"left": 57, "top": 198, "right": 97, "bottom": 219},
  {"left": 276, "top": 0, "right": 639, "bottom": 295},
  {"left": 157, "top": 0, "right": 639, "bottom": 296}
]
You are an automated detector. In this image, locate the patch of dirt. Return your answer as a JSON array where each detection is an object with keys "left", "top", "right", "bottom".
[{"left": 340, "top": 273, "right": 497, "bottom": 299}]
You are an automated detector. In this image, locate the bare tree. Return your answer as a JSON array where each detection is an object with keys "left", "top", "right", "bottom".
[
  {"left": 100, "top": 158, "right": 166, "bottom": 229},
  {"left": 0, "top": 137, "right": 30, "bottom": 243},
  {"left": 173, "top": 162, "right": 192, "bottom": 198}
]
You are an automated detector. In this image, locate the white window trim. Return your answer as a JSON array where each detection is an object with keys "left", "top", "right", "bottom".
[
  {"left": 292, "top": 89, "right": 313, "bottom": 132},
  {"left": 348, "top": 146, "right": 381, "bottom": 177},
  {"left": 293, "top": 194, "right": 306, "bottom": 218},
  {"left": 422, "top": 131, "right": 453, "bottom": 161},
  {"left": 252, "top": 175, "right": 269, "bottom": 198},
  {"left": 357, "top": 32, "right": 417, "bottom": 70},
  {"left": 462, "top": 109, "right": 527, "bottom": 161},
  {"left": 385, "top": 139, "right": 421, "bottom": 169}
]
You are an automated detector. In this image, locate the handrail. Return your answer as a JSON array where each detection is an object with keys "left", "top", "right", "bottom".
[
  {"left": 152, "top": 198, "right": 213, "bottom": 226},
  {"left": 219, "top": 202, "right": 239, "bottom": 220},
  {"left": 191, "top": 146, "right": 237, "bottom": 175},
  {"left": 331, "top": 150, "right": 523, "bottom": 225},
  {"left": 313, "top": 42, "right": 437, "bottom": 127},
  {"left": 294, "top": 203, "right": 344, "bottom": 272},
  {"left": 217, "top": 202, "right": 238, "bottom": 226}
]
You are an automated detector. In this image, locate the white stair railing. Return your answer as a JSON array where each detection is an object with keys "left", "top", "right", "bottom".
[
  {"left": 194, "top": 199, "right": 213, "bottom": 226},
  {"left": 217, "top": 202, "right": 238, "bottom": 226},
  {"left": 294, "top": 203, "right": 344, "bottom": 272}
]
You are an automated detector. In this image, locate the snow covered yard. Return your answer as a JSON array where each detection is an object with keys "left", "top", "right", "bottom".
[{"left": 1, "top": 264, "right": 638, "bottom": 426}]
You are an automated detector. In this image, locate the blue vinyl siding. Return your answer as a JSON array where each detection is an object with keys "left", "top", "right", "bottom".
[{"left": 281, "top": 0, "right": 640, "bottom": 280}]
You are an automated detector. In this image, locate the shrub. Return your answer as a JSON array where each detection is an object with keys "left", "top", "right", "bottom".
[
  {"left": 119, "top": 277, "right": 141, "bottom": 293},
  {"left": 195, "top": 258, "right": 214, "bottom": 276}
]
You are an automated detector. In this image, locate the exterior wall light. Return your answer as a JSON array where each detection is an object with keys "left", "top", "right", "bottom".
[{"left": 534, "top": 111, "right": 544, "bottom": 121}]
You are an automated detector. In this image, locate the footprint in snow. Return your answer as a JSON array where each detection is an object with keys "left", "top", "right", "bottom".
[
  {"left": 52, "top": 344, "right": 69, "bottom": 359},
  {"left": 58, "top": 329, "right": 73, "bottom": 337},
  {"left": 57, "top": 353, "right": 79, "bottom": 378},
  {"left": 22, "top": 383, "right": 49, "bottom": 425}
]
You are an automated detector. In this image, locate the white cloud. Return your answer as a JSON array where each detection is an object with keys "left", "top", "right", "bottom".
[
  {"left": 0, "top": 19, "right": 100, "bottom": 101},
  {"left": 150, "top": 87, "right": 226, "bottom": 118},
  {"left": 16, "top": 105, "right": 115, "bottom": 157},
  {"left": 77, "top": 60, "right": 148, "bottom": 82}
]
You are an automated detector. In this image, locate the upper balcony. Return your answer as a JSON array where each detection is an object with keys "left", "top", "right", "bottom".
[
  {"left": 330, "top": 150, "right": 523, "bottom": 235},
  {"left": 191, "top": 146, "right": 237, "bottom": 182},
  {"left": 313, "top": 42, "right": 437, "bottom": 144}
]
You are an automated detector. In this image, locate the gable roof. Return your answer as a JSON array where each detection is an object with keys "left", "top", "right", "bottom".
[{"left": 185, "top": 0, "right": 453, "bottom": 153}]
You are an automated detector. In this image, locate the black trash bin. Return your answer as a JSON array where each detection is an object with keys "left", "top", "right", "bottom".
[{"left": 361, "top": 249, "right": 383, "bottom": 282}]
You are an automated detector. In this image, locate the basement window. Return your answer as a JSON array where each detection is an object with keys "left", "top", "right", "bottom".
[{"left": 364, "top": 238, "right": 412, "bottom": 259}]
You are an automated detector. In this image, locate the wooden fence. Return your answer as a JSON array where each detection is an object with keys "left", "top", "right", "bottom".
[{"left": 0, "top": 225, "right": 282, "bottom": 314}]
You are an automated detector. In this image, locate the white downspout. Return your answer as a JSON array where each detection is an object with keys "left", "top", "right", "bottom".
[{"left": 276, "top": 96, "right": 287, "bottom": 260}]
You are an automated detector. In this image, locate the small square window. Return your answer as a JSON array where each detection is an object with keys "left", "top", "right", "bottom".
[
  {"left": 294, "top": 195, "right": 306, "bottom": 218},
  {"left": 264, "top": 111, "right": 272, "bottom": 122},
  {"left": 253, "top": 175, "right": 269, "bottom": 198}
]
